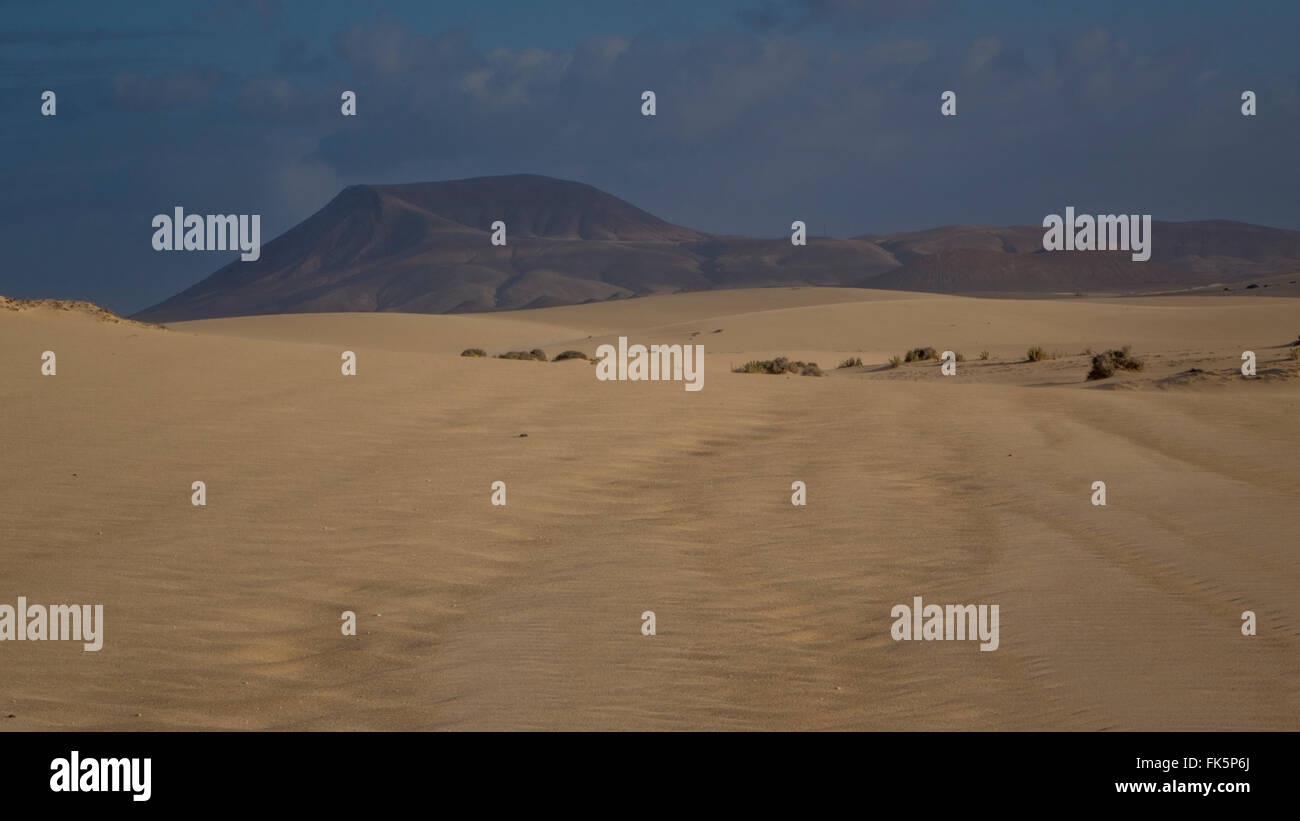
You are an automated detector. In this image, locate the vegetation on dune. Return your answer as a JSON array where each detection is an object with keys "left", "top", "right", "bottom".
[
  {"left": 497, "top": 349, "right": 548, "bottom": 361},
  {"left": 735, "top": 357, "right": 823, "bottom": 376},
  {"left": 1086, "top": 345, "right": 1144, "bottom": 380}
]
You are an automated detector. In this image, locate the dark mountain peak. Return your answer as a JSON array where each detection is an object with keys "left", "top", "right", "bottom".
[{"left": 368, "top": 173, "right": 704, "bottom": 242}]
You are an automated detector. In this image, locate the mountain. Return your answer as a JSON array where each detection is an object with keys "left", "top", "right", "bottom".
[
  {"left": 135, "top": 176, "right": 1300, "bottom": 321},
  {"left": 862, "top": 220, "right": 1300, "bottom": 293},
  {"left": 868, "top": 248, "right": 1191, "bottom": 294}
]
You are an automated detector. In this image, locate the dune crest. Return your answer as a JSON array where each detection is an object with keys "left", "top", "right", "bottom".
[{"left": 2, "top": 295, "right": 166, "bottom": 329}]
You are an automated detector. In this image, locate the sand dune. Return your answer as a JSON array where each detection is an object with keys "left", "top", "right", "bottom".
[{"left": 2, "top": 288, "right": 1297, "bottom": 730}]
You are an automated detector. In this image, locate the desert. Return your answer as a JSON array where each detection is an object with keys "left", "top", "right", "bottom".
[{"left": 2, "top": 287, "right": 1296, "bottom": 730}]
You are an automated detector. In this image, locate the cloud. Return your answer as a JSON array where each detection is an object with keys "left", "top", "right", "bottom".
[
  {"left": 332, "top": 20, "right": 481, "bottom": 78},
  {"left": 112, "top": 69, "right": 222, "bottom": 110},
  {"left": 203, "top": 0, "right": 283, "bottom": 30},
  {"left": 740, "top": 0, "right": 948, "bottom": 31},
  {"left": 298, "top": 19, "right": 1273, "bottom": 211},
  {"left": 575, "top": 34, "right": 630, "bottom": 68},
  {"left": 963, "top": 37, "right": 1027, "bottom": 76},
  {"left": 276, "top": 36, "right": 330, "bottom": 75},
  {"left": 1049, "top": 26, "right": 1195, "bottom": 112},
  {"left": 236, "top": 74, "right": 311, "bottom": 120},
  {"left": 270, "top": 154, "right": 345, "bottom": 215},
  {"left": 462, "top": 47, "right": 575, "bottom": 107},
  {"left": 865, "top": 38, "right": 935, "bottom": 69},
  {"left": 0, "top": 27, "right": 200, "bottom": 46}
]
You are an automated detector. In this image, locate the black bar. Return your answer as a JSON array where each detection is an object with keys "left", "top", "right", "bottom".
[{"left": 6, "top": 731, "right": 1289, "bottom": 809}]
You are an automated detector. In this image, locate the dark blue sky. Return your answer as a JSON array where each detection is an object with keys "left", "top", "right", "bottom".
[{"left": 2, "top": 0, "right": 1297, "bottom": 314}]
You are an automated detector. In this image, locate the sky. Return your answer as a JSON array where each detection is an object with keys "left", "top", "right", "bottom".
[{"left": 1, "top": 0, "right": 1297, "bottom": 314}]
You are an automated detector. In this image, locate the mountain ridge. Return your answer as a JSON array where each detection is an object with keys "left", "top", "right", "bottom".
[{"left": 135, "top": 175, "right": 1300, "bottom": 321}]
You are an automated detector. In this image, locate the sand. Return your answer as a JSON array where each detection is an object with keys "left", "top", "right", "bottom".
[{"left": 1, "top": 287, "right": 1297, "bottom": 730}]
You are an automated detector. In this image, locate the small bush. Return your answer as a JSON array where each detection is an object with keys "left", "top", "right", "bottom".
[
  {"left": 904, "top": 346, "right": 938, "bottom": 363},
  {"left": 888, "top": 355, "right": 902, "bottom": 368},
  {"left": 498, "top": 349, "right": 547, "bottom": 361},
  {"left": 979, "top": 350, "right": 990, "bottom": 360},
  {"left": 553, "top": 350, "right": 588, "bottom": 361},
  {"left": 1026, "top": 346, "right": 1051, "bottom": 362},
  {"left": 733, "top": 356, "right": 822, "bottom": 376},
  {"left": 954, "top": 351, "right": 966, "bottom": 363},
  {"left": 1114, "top": 345, "right": 1142, "bottom": 370},
  {"left": 1087, "top": 346, "right": 1144, "bottom": 380},
  {"left": 837, "top": 357, "right": 863, "bottom": 368},
  {"left": 460, "top": 348, "right": 487, "bottom": 357},
  {"left": 1289, "top": 346, "right": 1299, "bottom": 361},
  {"left": 1087, "top": 356, "right": 1114, "bottom": 380}
]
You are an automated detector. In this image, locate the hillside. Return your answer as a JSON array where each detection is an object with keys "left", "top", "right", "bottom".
[{"left": 134, "top": 176, "right": 1300, "bottom": 321}]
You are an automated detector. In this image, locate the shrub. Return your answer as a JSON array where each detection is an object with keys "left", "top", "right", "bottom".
[
  {"left": 979, "top": 350, "right": 990, "bottom": 360},
  {"left": 954, "top": 351, "right": 966, "bottom": 363},
  {"left": 1087, "top": 355, "right": 1114, "bottom": 380},
  {"left": 1113, "top": 345, "right": 1143, "bottom": 371},
  {"left": 733, "top": 357, "right": 822, "bottom": 376},
  {"left": 837, "top": 357, "right": 863, "bottom": 368},
  {"left": 1290, "top": 346, "right": 1300, "bottom": 361},
  {"left": 498, "top": 349, "right": 547, "bottom": 361},
  {"left": 1087, "top": 346, "right": 1144, "bottom": 380},
  {"left": 1026, "top": 346, "right": 1050, "bottom": 362},
  {"left": 460, "top": 348, "right": 487, "bottom": 357},
  {"left": 553, "top": 350, "right": 588, "bottom": 361},
  {"left": 904, "top": 346, "right": 938, "bottom": 363},
  {"left": 888, "top": 355, "right": 902, "bottom": 368}
]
